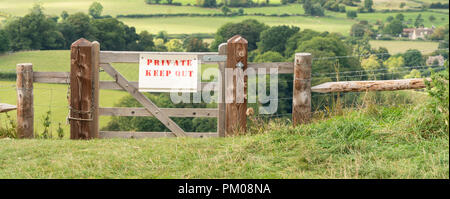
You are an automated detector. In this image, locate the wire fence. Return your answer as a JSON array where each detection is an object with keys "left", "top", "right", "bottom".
[{"left": 1, "top": 49, "right": 448, "bottom": 127}]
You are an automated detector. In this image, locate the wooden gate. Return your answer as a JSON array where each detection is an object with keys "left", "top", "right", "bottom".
[{"left": 68, "top": 38, "right": 230, "bottom": 139}]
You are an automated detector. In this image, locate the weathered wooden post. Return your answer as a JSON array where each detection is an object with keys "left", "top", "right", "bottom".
[
  {"left": 217, "top": 43, "right": 227, "bottom": 137},
  {"left": 292, "top": 53, "right": 312, "bottom": 126},
  {"left": 225, "top": 35, "right": 248, "bottom": 136},
  {"left": 16, "top": 63, "right": 34, "bottom": 138},
  {"left": 69, "top": 38, "right": 100, "bottom": 139}
]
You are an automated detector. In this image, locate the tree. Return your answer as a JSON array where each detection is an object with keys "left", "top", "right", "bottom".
[
  {"left": 258, "top": 25, "right": 300, "bottom": 55},
  {"left": 58, "top": 12, "right": 95, "bottom": 47},
  {"left": 183, "top": 36, "right": 209, "bottom": 52},
  {"left": 210, "top": 19, "right": 268, "bottom": 51},
  {"left": 303, "top": 0, "right": 325, "bottom": 16},
  {"left": 346, "top": 10, "right": 357, "bottom": 19},
  {"left": 5, "top": 4, "right": 65, "bottom": 51},
  {"left": 364, "top": 0, "right": 374, "bottom": 12},
  {"left": 153, "top": 38, "right": 168, "bottom": 51},
  {"left": 404, "top": 69, "right": 421, "bottom": 79},
  {"left": 137, "top": 31, "right": 154, "bottom": 51},
  {"left": 361, "top": 55, "right": 381, "bottom": 79},
  {"left": 400, "top": 2, "right": 406, "bottom": 8},
  {"left": 254, "top": 51, "right": 284, "bottom": 62},
  {"left": 156, "top": 31, "right": 169, "bottom": 42},
  {"left": 197, "top": 0, "right": 217, "bottom": 8},
  {"left": 91, "top": 18, "right": 135, "bottom": 50},
  {"left": 60, "top": 11, "right": 69, "bottom": 20},
  {"left": 165, "top": 39, "right": 184, "bottom": 52},
  {"left": 429, "top": 15, "right": 436, "bottom": 22},
  {"left": 383, "top": 56, "right": 405, "bottom": 74},
  {"left": 88, "top": 2, "right": 103, "bottom": 18},
  {"left": 221, "top": 6, "right": 231, "bottom": 16},
  {"left": 386, "top": 16, "right": 394, "bottom": 22},
  {"left": 403, "top": 49, "right": 424, "bottom": 67},
  {"left": 414, "top": 14, "right": 424, "bottom": 28},
  {"left": 350, "top": 23, "right": 367, "bottom": 37},
  {"left": 383, "top": 20, "right": 404, "bottom": 36},
  {"left": 0, "top": 29, "right": 10, "bottom": 53},
  {"left": 395, "top": 13, "right": 404, "bottom": 21}
]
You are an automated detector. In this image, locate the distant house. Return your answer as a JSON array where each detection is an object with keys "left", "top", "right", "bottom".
[
  {"left": 426, "top": 55, "right": 445, "bottom": 66},
  {"left": 402, "top": 27, "right": 435, "bottom": 40}
]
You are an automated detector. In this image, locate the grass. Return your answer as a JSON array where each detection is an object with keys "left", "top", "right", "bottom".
[
  {"left": 120, "top": 15, "right": 356, "bottom": 35},
  {"left": 0, "top": 0, "right": 222, "bottom": 16},
  {"left": 0, "top": 97, "right": 448, "bottom": 178},
  {"left": 369, "top": 40, "right": 440, "bottom": 54},
  {"left": 0, "top": 1, "right": 448, "bottom": 36}
]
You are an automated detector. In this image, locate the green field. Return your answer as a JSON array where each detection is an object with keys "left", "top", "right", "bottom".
[
  {"left": 370, "top": 40, "right": 440, "bottom": 54},
  {"left": 120, "top": 15, "right": 356, "bottom": 35},
  {"left": 0, "top": 1, "right": 448, "bottom": 36},
  {"left": 0, "top": 99, "right": 448, "bottom": 178}
]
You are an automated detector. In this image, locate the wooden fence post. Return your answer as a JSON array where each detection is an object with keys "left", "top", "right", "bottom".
[
  {"left": 218, "top": 43, "right": 227, "bottom": 137},
  {"left": 225, "top": 35, "right": 248, "bottom": 136},
  {"left": 69, "top": 38, "right": 99, "bottom": 139},
  {"left": 16, "top": 63, "right": 34, "bottom": 138},
  {"left": 292, "top": 53, "right": 312, "bottom": 126}
]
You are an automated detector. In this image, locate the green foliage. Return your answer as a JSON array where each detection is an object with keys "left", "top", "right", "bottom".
[
  {"left": 254, "top": 51, "right": 284, "bottom": 62},
  {"left": 403, "top": 69, "right": 421, "bottom": 79},
  {"left": 403, "top": 49, "right": 423, "bottom": 67},
  {"left": 156, "top": 31, "right": 169, "bottom": 42},
  {"left": 103, "top": 94, "right": 216, "bottom": 132},
  {"left": 221, "top": 6, "right": 231, "bottom": 16},
  {"left": 414, "top": 14, "right": 424, "bottom": 28},
  {"left": 303, "top": 0, "right": 325, "bottom": 16},
  {"left": 295, "top": 33, "right": 361, "bottom": 77},
  {"left": 424, "top": 61, "right": 449, "bottom": 134},
  {"left": 197, "top": 0, "right": 217, "bottom": 7},
  {"left": 350, "top": 22, "right": 374, "bottom": 38},
  {"left": 361, "top": 54, "right": 381, "bottom": 79},
  {"left": 346, "top": 10, "right": 357, "bottom": 19},
  {"left": 88, "top": 2, "right": 103, "bottom": 18},
  {"left": 383, "top": 19, "right": 404, "bottom": 35},
  {"left": 183, "top": 36, "right": 209, "bottom": 52},
  {"left": 210, "top": 19, "right": 268, "bottom": 51},
  {"left": 0, "top": 29, "right": 10, "bottom": 53},
  {"left": 383, "top": 56, "right": 405, "bottom": 77},
  {"left": 57, "top": 123, "right": 64, "bottom": 139},
  {"left": 58, "top": 12, "right": 95, "bottom": 47},
  {"left": 4, "top": 4, "right": 65, "bottom": 51},
  {"left": 258, "top": 25, "right": 300, "bottom": 55},
  {"left": 138, "top": 31, "right": 155, "bottom": 51},
  {"left": 39, "top": 110, "right": 52, "bottom": 139},
  {"left": 165, "top": 39, "right": 184, "bottom": 52},
  {"left": 364, "top": 0, "right": 373, "bottom": 12},
  {"left": 91, "top": 18, "right": 139, "bottom": 50},
  {"left": 0, "top": 113, "right": 17, "bottom": 139}
]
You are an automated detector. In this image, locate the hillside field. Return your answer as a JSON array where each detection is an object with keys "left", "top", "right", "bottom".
[
  {"left": 369, "top": 40, "right": 440, "bottom": 54},
  {"left": 0, "top": 99, "right": 448, "bottom": 178},
  {"left": 0, "top": 1, "right": 448, "bottom": 35}
]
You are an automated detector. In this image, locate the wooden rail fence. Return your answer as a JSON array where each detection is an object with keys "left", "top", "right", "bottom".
[{"left": 9, "top": 36, "right": 433, "bottom": 139}]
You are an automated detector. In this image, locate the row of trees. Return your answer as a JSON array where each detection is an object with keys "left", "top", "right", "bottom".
[
  {"left": 0, "top": 5, "right": 210, "bottom": 54},
  {"left": 302, "top": 0, "right": 372, "bottom": 17}
]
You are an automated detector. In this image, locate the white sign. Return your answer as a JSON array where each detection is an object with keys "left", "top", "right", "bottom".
[{"left": 139, "top": 54, "right": 199, "bottom": 92}]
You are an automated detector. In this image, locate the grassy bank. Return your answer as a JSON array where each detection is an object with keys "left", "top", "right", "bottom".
[{"left": 0, "top": 100, "right": 448, "bottom": 178}]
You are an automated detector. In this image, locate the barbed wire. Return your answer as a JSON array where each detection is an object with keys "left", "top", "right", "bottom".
[{"left": 312, "top": 48, "right": 449, "bottom": 60}]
